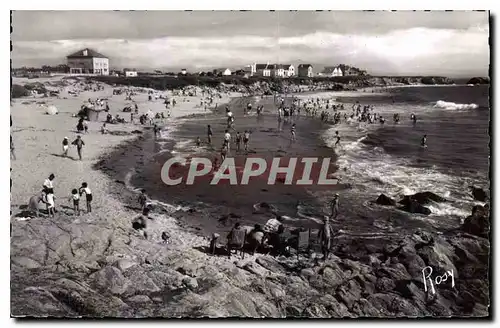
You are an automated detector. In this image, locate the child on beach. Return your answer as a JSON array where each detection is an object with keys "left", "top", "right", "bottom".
[
  {"left": 138, "top": 189, "right": 148, "bottom": 212},
  {"left": 83, "top": 121, "right": 89, "bottom": 133},
  {"left": 62, "top": 137, "right": 69, "bottom": 156},
  {"left": 69, "top": 188, "right": 80, "bottom": 216},
  {"left": 101, "top": 123, "right": 108, "bottom": 134},
  {"left": 79, "top": 182, "right": 93, "bottom": 213},
  {"left": 46, "top": 190, "right": 56, "bottom": 218},
  {"left": 196, "top": 137, "right": 201, "bottom": 147}
]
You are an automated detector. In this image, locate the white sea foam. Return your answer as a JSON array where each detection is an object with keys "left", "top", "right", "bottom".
[{"left": 434, "top": 100, "right": 479, "bottom": 110}]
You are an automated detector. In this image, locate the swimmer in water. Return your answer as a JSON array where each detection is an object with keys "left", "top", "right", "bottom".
[
  {"left": 411, "top": 113, "right": 417, "bottom": 125},
  {"left": 421, "top": 134, "right": 427, "bottom": 148}
]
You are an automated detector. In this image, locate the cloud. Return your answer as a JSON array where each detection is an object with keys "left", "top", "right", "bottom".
[{"left": 12, "top": 24, "right": 489, "bottom": 76}]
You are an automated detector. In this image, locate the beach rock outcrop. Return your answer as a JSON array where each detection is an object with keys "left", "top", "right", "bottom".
[
  {"left": 466, "top": 77, "right": 490, "bottom": 85},
  {"left": 470, "top": 186, "right": 488, "bottom": 202},
  {"left": 376, "top": 194, "right": 396, "bottom": 206},
  {"left": 462, "top": 207, "right": 490, "bottom": 238},
  {"left": 401, "top": 199, "right": 431, "bottom": 215},
  {"left": 399, "top": 191, "right": 446, "bottom": 206}
]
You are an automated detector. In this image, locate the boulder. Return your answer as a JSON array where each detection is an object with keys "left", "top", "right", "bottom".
[
  {"left": 114, "top": 259, "right": 137, "bottom": 272},
  {"left": 462, "top": 214, "right": 490, "bottom": 238},
  {"left": 470, "top": 186, "right": 488, "bottom": 202},
  {"left": 182, "top": 277, "right": 199, "bottom": 290},
  {"left": 399, "top": 191, "right": 446, "bottom": 206},
  {"left": 401, "top": 199, "right": 431, "bottom": 215},
  {"left": 89, "top": 266, "right": 128, "bottom": 295},
  {"left": 376, "top": 194, "right": 396, "bottom": 206}
]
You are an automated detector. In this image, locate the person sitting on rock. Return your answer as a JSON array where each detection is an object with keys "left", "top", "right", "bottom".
[
  {"left": 28, "top": 192, "right": 47, "bottom": 218},
  {"left": 226, "top": 222, "right": 245, "bottom": 258}
]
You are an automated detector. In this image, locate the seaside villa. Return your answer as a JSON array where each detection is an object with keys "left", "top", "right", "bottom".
[
  {"left": 249, "top": 63, "right": 295, "bottom": 78},
  {"left": 66, "top": 48, "right": 109, "bottom": 76}
]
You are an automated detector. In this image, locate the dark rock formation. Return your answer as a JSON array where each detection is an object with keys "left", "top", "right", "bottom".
[
  {"left": 401, "top": 199, "right": 432, "bottom": 215},
  {"left": 463, "top": 205, "right": 490, "bottom": 238},
  {"left": 466, "top": 77, "right": 490, "bottom": 85},
  {"left": 376, "top": 194, "right": 396, "bottom": 206},
  {"left": 399, "top": 191, "right": 447, "bottom": 206},
  {"left": 470, "top": 186, "right": 488, "bottom": 202}
]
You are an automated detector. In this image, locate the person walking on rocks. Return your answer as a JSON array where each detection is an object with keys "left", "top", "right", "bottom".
[
  {"left": 138, "top": 189, "right": 148, "bottom": 212},
  {"left": 28, "top": 192, "right": 47, "bottom": 218},
  {"left": 318, "top": 217, "right": 334, "bottom": 260},
  {"left": 79, "top": 182, "right": 93, "bottom": 213},
  {"left": 43, "top": 174, "right": 55, "bottom": 193},
  {"left": 330, "top": 193, "right": 340, "bottom": 220},
  {"left": 72, "top": 135, "right": 85, "bottom": 160},
  {"left": 62, "top": 137, "right": 69, "bottom": 157}
]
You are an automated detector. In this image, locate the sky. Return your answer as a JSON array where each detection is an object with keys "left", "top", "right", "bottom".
[{"left": 11, "top": 11, "right": 490, "bottom": 77}]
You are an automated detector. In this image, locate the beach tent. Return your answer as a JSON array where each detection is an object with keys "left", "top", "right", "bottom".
[
  {"left": 87, "top": 108, "right": 103, "bottom": 122},
  {"left": 45, "top": 105, "right": 58, "bottom": 115}
]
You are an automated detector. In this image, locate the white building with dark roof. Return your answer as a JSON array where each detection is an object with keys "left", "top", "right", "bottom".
[{"left": 66, "top": 48, "right": 109, "bottom": 75}]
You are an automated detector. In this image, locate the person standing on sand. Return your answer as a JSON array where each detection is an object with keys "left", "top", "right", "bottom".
[
  {"left": 79, "top": 182, "right": 93, "bottom": 213},
  {"left": 223, "top": 130, "right": 231, "bottom": 153},
  {"left": 220, "top": 144, "right": 228, "bottom": 162},
  {"left": 62, "top": 137, "right": 69, "bottom": 157},
  {"left": 72, "top": 135, "right": 85, "bottom": 160},
  {"left": 10, "top": 135, "right": 16, "bottom": 160},
  {"left": 330, "top": 193, "right": 340, "bottom": 220},
  {"left": 83, "top": 120, "right": 89, "bottom": 133},
  {"left": 153, "top": 124, "right": 161, "bottom": 139},
  {"left": 243, "top": 130, "right": 250, "bottom": 151},
  {"left": 68, "top": 189, "right": 80, "bottom": 216},
  {"left": 207, "top": 125, "right": 213, "bottom": 145},
  {"left": 235, "top": 132, "right": 242, "bottom": 152},
  {"left": 290, "top": 123, "right": 297, "bottom": 143}
]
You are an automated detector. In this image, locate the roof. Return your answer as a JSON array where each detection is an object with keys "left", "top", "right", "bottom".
[
  {"left": 322, "top": 66, "right": 342, "bottom": 74},
  {"left": 298, "top": 64, "right": 313, "bottom": 68},
  {"left": 67, "top": 48, "right": 108, "bottom": 59}
]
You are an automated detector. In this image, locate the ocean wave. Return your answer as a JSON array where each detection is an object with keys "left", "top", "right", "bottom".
[{"left": 434, "top": 100, "right": 479, "bottom": 110}]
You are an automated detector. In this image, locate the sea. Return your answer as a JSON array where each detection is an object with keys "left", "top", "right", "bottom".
[
  {"left": 318, "top": 84, "right": 490, "bottom": 234},
  {"left": 109, "top": 84, "right": 490, "bottom": 240}
]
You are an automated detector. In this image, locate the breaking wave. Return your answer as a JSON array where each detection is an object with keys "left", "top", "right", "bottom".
[{"left": 434, "top": 100, "right": 479, "bottom": 110}]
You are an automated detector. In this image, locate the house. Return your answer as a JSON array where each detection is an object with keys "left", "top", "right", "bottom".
[
  {"left": 125, "top": 70, "right": 138, "bottom": 77},
  {"left": 213, "top": 68, "right": 232, "bottom": 76},
  {"left": 66, "top": 48, "right": 109, "bottom": 75},
  {"left": 298, "top": 64, "right": 314, "bottom": 77},
  {"left": 251, "top": 63, "right": 294, "bottom": 78},
  {"left": 320, "top": 66, "right": 343, "bottom": 77}
]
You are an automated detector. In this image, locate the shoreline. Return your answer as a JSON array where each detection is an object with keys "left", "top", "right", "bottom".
[{"left": 95, "top": 94, "right": 346, "bottom": 241}]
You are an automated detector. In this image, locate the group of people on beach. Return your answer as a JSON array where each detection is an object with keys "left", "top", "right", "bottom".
[
  {"left": 28, "top": 173, "right": 93, "bottom": 218},
  {"left": 222, "top": 192, "right": 340, "bottom": 260}
]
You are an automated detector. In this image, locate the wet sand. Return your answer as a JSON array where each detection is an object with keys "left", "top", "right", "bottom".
[{"left": 97, "top": 95, "right": 347, "bottom": 238}]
